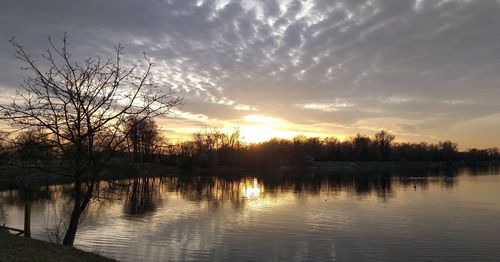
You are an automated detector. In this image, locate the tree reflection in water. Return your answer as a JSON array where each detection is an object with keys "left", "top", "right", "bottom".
[
  {"left": 1, "top": 165, "right": 500, "bottom": 261},
  {"left": 2, "top": 165, "right": 498, "bottom": 216},
  {"left": 123, "top": 178, "right": 162, "bottom": 215}
]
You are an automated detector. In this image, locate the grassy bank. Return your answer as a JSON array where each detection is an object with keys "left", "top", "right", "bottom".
[{"left": 0, "top": 233, "right": 115, "bottom": 262}]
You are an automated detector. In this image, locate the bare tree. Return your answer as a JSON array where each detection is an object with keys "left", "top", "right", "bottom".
[
  {"left": 11, "top": 128, "right": 53, "bottom": 165},
  {"left": 374, "top": 130, "right": 395, "bottom": 161},
  {"left": 124, "top": 116, "right": 159, "bottom": 162},
  {"left": 0, "top": 34, "right": 183, "bottom": 245}
]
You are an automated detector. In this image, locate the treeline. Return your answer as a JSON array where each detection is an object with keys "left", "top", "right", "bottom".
[
  {"left": 1, "top": 125, "right": 499, "bottom": 169},
  {"left": 163, "top": 128, "right": 499, "bottom": 168},
  {"left": 0, "top": 117, "right": 165, "bottom": 166}
]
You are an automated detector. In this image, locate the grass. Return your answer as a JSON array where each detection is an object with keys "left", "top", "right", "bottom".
[{"left": 0, "top": 233, "right": 116, "bottom": 262}]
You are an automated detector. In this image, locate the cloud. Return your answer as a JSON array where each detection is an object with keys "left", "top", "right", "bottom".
[
  {"left": 298, "top": 100, "right": 354, "bottom": 112},
  {"left": 1, "top": 0, "right": 500, "bottom": 148}
]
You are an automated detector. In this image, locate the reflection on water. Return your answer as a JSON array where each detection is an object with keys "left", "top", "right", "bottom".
[
  {"left": 241, "top": 178, "right": 263, "bottom": 198},
  {"left": 124, "top": 178, "right": 161, "bottom": 215},
  {"left": 1, "top": 165, "right": 500, "bottom": 261}
]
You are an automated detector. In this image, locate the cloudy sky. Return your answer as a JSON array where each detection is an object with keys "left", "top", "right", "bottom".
[{"left": 1, "top": 0, "right": 500, "bottom": 148}]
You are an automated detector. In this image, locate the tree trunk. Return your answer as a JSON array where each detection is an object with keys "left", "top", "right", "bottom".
[
  {"left": 63, "top": 173, "right": 83, "bottom": 246},
  {"left": 24, "top": 203, "right": 31, "bottom": 238},
  {"left": 63, "top": 171, "right": 96, "bottom": 246},
  {"left": 62, "top": 205, "right": 82, "bottom": 246}
]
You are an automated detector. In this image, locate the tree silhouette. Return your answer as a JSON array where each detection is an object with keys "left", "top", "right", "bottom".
[
  {"left": 352, "top": 134, "right": 371, "bottom": 161},
  {"left": 0, "top": 34, "right": 182, "bottom": 245},
  {"left": 124, "top": 116, "right": 160, "bottom": 162},
  {"left": 14, "top": 128, "right": 52, "bottom": 164},
  {"left": 374, "top": 130, "right": 395, "bottom": 161}
]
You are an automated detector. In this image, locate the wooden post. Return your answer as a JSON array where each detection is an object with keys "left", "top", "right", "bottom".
[{"left": 24, "top": 203, "right": 31, "bottom": 238}]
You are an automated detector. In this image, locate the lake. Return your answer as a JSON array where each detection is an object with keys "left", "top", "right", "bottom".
[{"left": 1, "top": 165, "right": 500, "bottom": 261}]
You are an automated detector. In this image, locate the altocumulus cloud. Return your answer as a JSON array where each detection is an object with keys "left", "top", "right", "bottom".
[{"left": 1, "top": 0, "right": 500, "bottom": 147}]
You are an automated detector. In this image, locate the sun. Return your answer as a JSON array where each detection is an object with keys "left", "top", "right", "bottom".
[
  {"left": 239, "top": 114, "right": 299, "bottom": 143},
  {"left": 240, "top": 125, "right": 275, "bottom": 143}
]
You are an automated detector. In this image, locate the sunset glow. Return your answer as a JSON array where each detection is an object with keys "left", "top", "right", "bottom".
[
  {"left": 2, "top": 1, "right": 500, "bottom": 261},
  {"left": 2, "top": 1, "right": 500, "bottom": 149},
  {"left": 238, "top": 114, "right": 296, "bottom": 143}
]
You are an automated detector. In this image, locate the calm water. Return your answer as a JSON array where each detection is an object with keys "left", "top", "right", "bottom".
[{"left": 1, "top": 166, "right": 500, "bottom": 261}]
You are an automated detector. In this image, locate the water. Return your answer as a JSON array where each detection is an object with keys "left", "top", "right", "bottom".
[{"left": 1, "top": 166, "right": 500, "bottom": 261}]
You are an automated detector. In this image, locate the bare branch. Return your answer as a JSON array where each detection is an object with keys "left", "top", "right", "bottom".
[{"left": 1, "top": 34, "right": 183, "bottom": 246}]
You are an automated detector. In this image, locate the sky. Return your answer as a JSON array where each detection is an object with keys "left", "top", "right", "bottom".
[{"left": 1, "top": 0, "right": 500, "bottom": 148}]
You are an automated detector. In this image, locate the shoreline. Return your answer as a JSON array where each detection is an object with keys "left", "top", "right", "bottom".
[{"left": 0, "top": 160, "right": 498, "bottom": 189}]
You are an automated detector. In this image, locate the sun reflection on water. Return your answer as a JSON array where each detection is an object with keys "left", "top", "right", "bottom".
[{"left": 240, "top": 178, "right": 264, "bottom": 199}]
